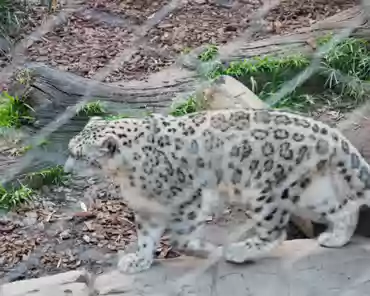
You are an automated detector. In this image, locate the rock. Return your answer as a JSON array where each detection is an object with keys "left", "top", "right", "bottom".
[
  {"left": 82, "top": 235, "right": 91, "bottom": 243},
  {"left": 59, "top": 229, "right": 71, "bottom": 240},
  {"left": 9, "top": 283, "right": 90, "bottom": 296},
  {"left": 93, "top": 237, "right": 370, "bottom": 296},
  {"left": 0, "top": 37, "right": 11, "bottom": 54},
  {"left": 0, "top": 270, "right": 90, "bottom": 296},
  {"left": 23, "top": 211, "right": 38, "bottom": 226},
  {"left": 213, "top": 0, "right": 234, "bottom": 9},
  {"left": 202, "top": 75, "right": 267, "bottom": 110},
  {"left": 177, "top": 45, "right": 210, "bottom": 71}
]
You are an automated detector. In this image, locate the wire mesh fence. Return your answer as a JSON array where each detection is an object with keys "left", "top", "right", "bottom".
[{"left": 1, "top": 0, "right": 370, "bottom": 293}]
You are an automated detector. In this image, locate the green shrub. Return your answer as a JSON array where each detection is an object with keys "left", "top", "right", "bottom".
[
  {"left": 170, "top": 96, "right": 201, "bottom": 116},
  {"left": 209, "top": 37, "right": 370, "bottom": 111},
  {"left": 198, "top": 45, "right": 219, "bottom": 62},
  {"left": 25, "top": 165, "right": 69, "bottom": 189},
  {"left": 77, "top": 100, "right": 106, "bottom": 116},
  {"left": 0, "top": 91, "right": 35, "bottom": 128},
  {"left": 0, "top": 183, "right": 34, "bottom": 210}
]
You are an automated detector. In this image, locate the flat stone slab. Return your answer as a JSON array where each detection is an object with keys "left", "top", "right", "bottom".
[
  {"left": 202, "top": 75, "right": 267, "bottom": 110},
  {"left": 3, "top": 238, "right": 370, "bottom": 296},
  {"left": 93, "top": 237, "right": 370, "bottom": 296},
  {"left": 0, "top": 270, "right": 90, "bottom": 296}
]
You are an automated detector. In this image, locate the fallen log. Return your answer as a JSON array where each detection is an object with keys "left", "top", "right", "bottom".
[
  {"left": 218, "top": 6, "right": 369, "bottom": 62},
  {"left": 19, "top": 7, "right": 368, "bottom": 125}
]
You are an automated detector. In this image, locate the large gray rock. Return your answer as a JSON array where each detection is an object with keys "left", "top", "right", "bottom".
[
  {"left": 0, "top": 270, "right": 90, "bottom": 296},
  {"left": 202, "top": 75, "right": 267, "bottom": 110},
  {"left": 3, "top": 238, "right": 370, "bottom": 296},
  {"left": 0, "top": 37, "right": 11, "bottom": 54},
  {"left": 93, "top": 237, "right": 370, "bottom": 296}
]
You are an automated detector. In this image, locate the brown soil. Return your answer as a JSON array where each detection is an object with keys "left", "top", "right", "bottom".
[
  {"left": 84, "top": 0, "right": 171, "bottom": 24},
  {"left": 26, "top": 13, "right": 132, "bottom": 78},
  {"left": 0, "top": 4, "right": 49, "bottom": 69},
  {"left": 1, "top": 0, "right": 359, "bottom": 80},
  {"left": 146, "top": 0, "right": 261, "bottom": 54},
  {"left": 262, "top": 0, "right": 358, "bottom": 36},
  {"left": 105, "top": 46, "right": 176, "bottom": 82},
  {"left": 146, "top": 0, "right": 358, "bottom": 53},
  {"left": 0, "top": 178, "right": 179, "bottom": 283}
]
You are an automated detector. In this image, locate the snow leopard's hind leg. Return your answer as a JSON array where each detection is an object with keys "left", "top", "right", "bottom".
[
  {"left": 223, "top": 187, "right": 290, "bottom": 264},
  {"left": 312, "top": 171, "right": 360, "bottom": 248},
  {"left": 295, "top": 168, "right": 360, "bottom": 248},
  {"left": 317, "top": 204, "right": 359, "bottom": 247}
]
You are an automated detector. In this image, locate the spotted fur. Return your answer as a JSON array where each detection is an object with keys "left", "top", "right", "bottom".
[{"left": 64, "top": 109, "right": 370, "bottom": 273}]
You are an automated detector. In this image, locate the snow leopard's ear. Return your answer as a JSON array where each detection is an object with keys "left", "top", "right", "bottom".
[{"left": 101, "top": 135, "right": 121, "bottom": 157}]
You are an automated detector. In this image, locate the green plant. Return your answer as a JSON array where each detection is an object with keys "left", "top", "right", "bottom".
[
  {"left": 208, "top": 37, "right": 370, "bottom": 112},
  {"left": 77, "top": 100, "right": 106, "bottom": 116},
  {"left": 316, "top": 32, "right": 334, "bottom": 46},
  {"left": 0, "top": 165, "right": 70, "bottom": 209},
  {"left": 323, "top": 38, "right": 370, "bottom": 79},
  {"left": 0, "top": 91, "right": 35, "bottom": 128},
  {"left": 210, "top": 54, "right": 310, "bottom": 80},
  {"left": 0, "top": 0, "right": 31, "bottom": 41},
  {"left": 25, "top": 165, "right": 69, "bottom": 189},
  {"left": 198, "top": 45, "right": 219, "bottom": 62},
  {"left": 104, "top": 114, "right": 131, "bottom": 121},
  {"left": 38, "top": 139, "right": 50, "bottom": 147},
  {"left": 15, "top": 68, "right": 33, "bottom": 85},
  {"left": 103, "top": 110, "right": 153, "bottom": 121},
  {"left": 13, "top": 144, "right": 32, "bottom": 156},
  {"left": 317, "top": 38, "right": 370, "bottom": 108},
  {"left": 0, "top": 183, "right": 34, "bottom": 210},
  {"left": 170, "top": 96, "right": 203, "bottom": 116},
  {"left": 0, "top": 0, "right": 22, "bottom": 37}
]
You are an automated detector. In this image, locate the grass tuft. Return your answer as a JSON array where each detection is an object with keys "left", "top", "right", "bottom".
[
  {"left": 25, "top": 165, "right": 69, "bottom": 189},
  {"left": 0, "top": 165, "right": 69, "bottom": 209},
  {"left": 77, "top": 101, "right": 106, "bottom": 116},
  {"left": 15, "top": 68, "right": 34, "bottom": 86},
  {"left": 0, "top": 91, "right": 35, "bottom": 128},
  {"left": 0, "top": 183, "right": 34, "bottom": 210},
  {"left": 198, "top": 44, "right": 219, "bottom": 62},
  {"left": 104, "top": 114, "right": 131, "bottom": 121},
  {"left": 0, "top": 0, "right": 24, "bottom": 39},
  {"left": 170, "top": 96, "right": 202, "bottom": 116},
  {"left": 208, "top": 37, "right": 370, "bottom": 112}
]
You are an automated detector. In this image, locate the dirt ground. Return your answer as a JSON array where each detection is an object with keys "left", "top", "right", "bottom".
[
  {"left": 0, "top": 0, "right": 362, "bottom": 283},
  {"left": 1, "top": 0, "right": 358, "bottom": 79}
]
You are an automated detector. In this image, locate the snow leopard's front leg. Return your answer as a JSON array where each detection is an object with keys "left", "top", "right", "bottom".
[
  {"left": 117, "top": 211, "right": 167, "bottom": 274},
  {"left": 169, "top": 214, "right": 218, "bottom": 257},
  {"left": 169, "top": 188, "right": 219, "bottom": 257}
]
